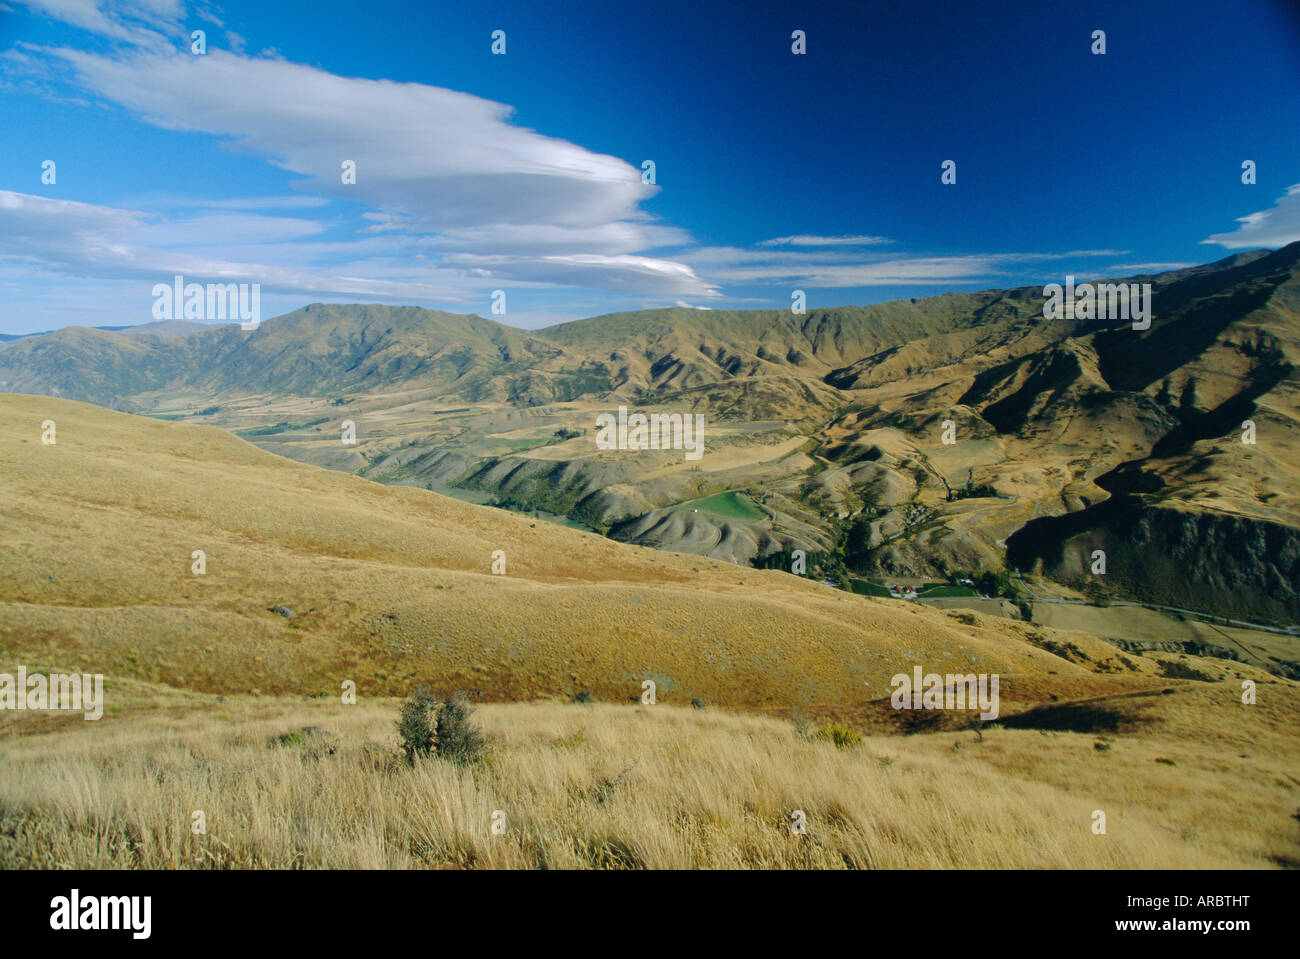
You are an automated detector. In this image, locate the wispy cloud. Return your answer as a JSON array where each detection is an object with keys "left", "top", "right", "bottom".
[
  {"left": 1105, "top": 262, "right": 1196, "bottom": 274},
  {"left": 15, "top": 37, "right": 713, "bottom": 296},
  {"left": 16, "top": 0, "right": 185, "bottom": 50},
  {"left": 1203, "top": 184, "right": 1300, "bottom": 249},
  {"left": 681, "top": 247, "right": 1130, "bottom": 287},
  {"left": 126, "top": 194, "right": 333, "bottom": 211},
  {"left": 759, "top": 235, "right": 892, "bottom": 247},
  {"left": 442, "top": 253, "right": 717, "bottom": 297},
  {"left": 1, "top": 0, "right": 1241, "bottom": 328},
  {"left": 0, "top": 190, "right": 469, "bottom": 300}
]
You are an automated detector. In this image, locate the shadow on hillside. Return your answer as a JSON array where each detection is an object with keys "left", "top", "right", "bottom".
[{"left": 992, "top": 698, "right": 1154, "bottom": 735}]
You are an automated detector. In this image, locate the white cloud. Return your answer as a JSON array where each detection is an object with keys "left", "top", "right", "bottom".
[
  {"left": 0, "top": 189, "right": 719, "bottom": 311},
  {"left": 1105, "top": 262, "right": 1195, "bottom": 273},
  {"left": 0, "top": 190, "right": 467, "bottom": 300},
  {"left": 128, "top": 212, "right": 328, "bottom": 247},
  {"left": 759, "top": 234, "right": 892, "bottom": 247},
  {"left": 443, "top": 253, "right": 718, "bottom": 297},
  {"left": 416, "top": 222, "right": 693, "bottom": 257},
  {"left": 16, "top": 0, "right": 182, "bottom": 50},
  {"left": 128, "top": 194, "right": 332, "bottom": 211},
  {"left": 50, "top": 48, "right": 657, "bottom": 236},
  {"left": 14, "top": 40, "right": 711, "bottom": 296},
  {"left": 681, "top": 246, "right": 1131, "bottom": 288},
  {"left": 1202, "top": 184, "right": 1300, "bottom": 249}
]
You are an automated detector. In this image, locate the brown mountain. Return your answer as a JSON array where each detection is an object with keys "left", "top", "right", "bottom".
[{"left": 2, "top": 244, "right": 1297, "bottom": 623}]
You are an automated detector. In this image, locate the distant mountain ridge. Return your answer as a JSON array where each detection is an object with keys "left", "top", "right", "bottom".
[{"left": 3, "top": 245, "right": 1297, "bottom": 622}]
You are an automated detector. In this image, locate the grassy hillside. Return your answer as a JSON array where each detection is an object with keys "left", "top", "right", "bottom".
[
  {"left": 2, "top": 394, "right": 1297, "bottom": 870},
  {"left": 2, "top": 680, "right": 1296, "bottom": 869},
  {"left": 2, "top": 245, "right": 1297, "bottom": 622},
  {"left": 1, "top": 393, "right": 1176, "bottom": 710}
]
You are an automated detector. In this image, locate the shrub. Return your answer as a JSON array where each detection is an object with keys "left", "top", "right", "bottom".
[
  {"left": 1156, "top": 659, "right": 1218, "bottom": 682},
  {"left": 1083, "top": 581, "right": 1110, "bottom": 606},
  {"left": 397, "top": 685, "right": 439, "bottom": 764},
  {"left": 815, "top": 723, "right": 862, "bottom": 749},
  {"left": 435, "top": 695, "right": 485, "bottom": 766},
  {"left": 591, "top": 763, "right": 637, "bottom": 805},
  {"left": 271, "top": 725, "right": 338, "bottom": 759},
  {"left": 397, "top": 686, "right": 484, "bottom": 766}
]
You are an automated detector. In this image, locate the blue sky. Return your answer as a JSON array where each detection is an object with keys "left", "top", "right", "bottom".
[{"left": 1, "top": 0, "right": 1298, "bottom": 334}]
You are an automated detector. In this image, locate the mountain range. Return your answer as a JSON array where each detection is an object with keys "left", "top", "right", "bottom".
[{"left": 4, "top": 243, "right": 1298, "bottom": 625}]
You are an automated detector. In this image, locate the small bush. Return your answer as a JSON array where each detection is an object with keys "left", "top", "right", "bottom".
[
  {"left": 435, "top": 695, "right": 485, "bottom": 766},
  {"left": 691, "top": 698, "right": 705, "bottom": 710},
  {"left": 551, "top": 727, "right": 587, "bottom": 750},
  {"left": 815, "top": 723, "right": 862, "bottom": 749},
  {"left": 397, "top": 686, "right": 484, "bottom": 766},
  {"left": 1083, "top": 581, "right": 1110, "bottom": 606},
  {"left": 397, "top": 686, "right": 439, "bottom": 763},
  {"left": 271, "top": 726, "right": 337, "bottom": 759},
  {"left": 1157, "top": 659, "right": 1218, "bottom": 682},
  {"left": 590, "top": 763, "right": 637, "bottom": 805}
]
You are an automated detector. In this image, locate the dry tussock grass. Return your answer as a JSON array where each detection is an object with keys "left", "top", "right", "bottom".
[
  {"left": 2, "top": 684, "right": 1295, "bottom": 870},
  {"left": 3, "top": 397, "right": 1297, "bottom": 869}
]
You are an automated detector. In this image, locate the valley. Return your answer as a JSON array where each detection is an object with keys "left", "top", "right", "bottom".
[
  {"left": 4, "top": 246, "right": 1297, "bottom": 633},
  {"left": 2, "top": 394, "right": 1297, "bottom": 870}
]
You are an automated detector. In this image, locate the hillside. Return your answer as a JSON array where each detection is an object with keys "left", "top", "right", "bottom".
[
  {"left": 2, "top": 400, "right": 1298, "bottom": 872},
  {"left": 2, "top": 244, "right": 1298, "bottom": 624},
  {"left": 4, "top": 685, "right": 1298, "bottom": 869},
  {"left": 0, "top": 393, "right": 1218, "bottom": 712}
]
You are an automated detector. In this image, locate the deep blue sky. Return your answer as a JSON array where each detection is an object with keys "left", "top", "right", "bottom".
[{"left": 1, "top": 0, "right": 1298, "bottom": 333}]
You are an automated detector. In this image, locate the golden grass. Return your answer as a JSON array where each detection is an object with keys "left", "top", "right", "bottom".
[
  {"left": 3, "top": 395, "right": 1297, "bottom": 870},
  {"left": 0, "top": 394, "right": 1182, "bottom": 709},
  {"left": 2, "top": 679, "right": 1296, "bottom": 869}
]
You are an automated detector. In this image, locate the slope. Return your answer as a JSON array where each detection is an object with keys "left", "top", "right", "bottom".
[{"left": 0, "top": 393, "right": 1201, "bottom": 712}]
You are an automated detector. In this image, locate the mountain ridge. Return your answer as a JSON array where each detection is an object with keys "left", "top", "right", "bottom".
[{"left": 3, "top": 244, "right": 1297, "bottom": 623}]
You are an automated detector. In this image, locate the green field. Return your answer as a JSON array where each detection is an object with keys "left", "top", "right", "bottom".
[
  {"left": 498, "top": 437, "right": 554, "bottom": 454},
  {"left": 672, "top": 490, "right": 767, "bottom": 522},
  {"left": 847, "top": 580, "right": 977, "bottom": 599},
  {"left": 917, "top": 584, "right": 978, "bottom": 598},
  {"left": 848, "top": 578, "right": 893, "bottom": 598}
]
